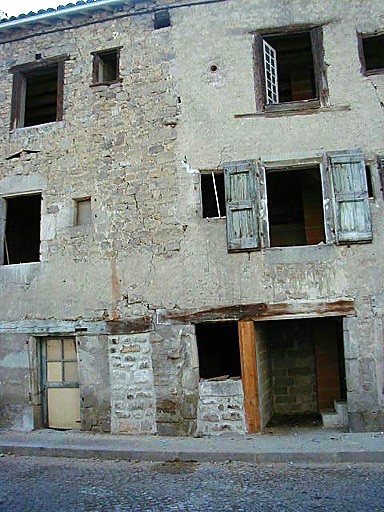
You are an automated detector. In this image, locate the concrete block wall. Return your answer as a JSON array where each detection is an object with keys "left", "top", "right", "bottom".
[{"left": 269, "top": 321, "right": 318, "bottom": 415}]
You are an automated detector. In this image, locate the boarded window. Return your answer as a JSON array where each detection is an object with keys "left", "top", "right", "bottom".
[
  {"left": 11, "top": 61, "right": 64, "bottom": 129},
  {"left": 75, "top": 198, "right": 92, "bottom": 226},
  {"left": 361, "top": 34, "right": 384, "bottom": 74},
  {"left": 196, "top": 322, "right": 241, "bottom": 379},
  {"left": 201, "top": 171, "right": 225, "bottom": 218},
  {"left": 154, "top": 10, "right": 171, "bottom": 30},
  {"left": 266, "top": 166, "right": 325, "bottom": 247},
  {"left": 224, "top": 160, "right": 260, "bottom": 252},
  {"left": 254, "top": 28, "right": 328, "bottom": 109},
  {"left": 92, "top": 49, "right": 120, "bottom": 84},
  {"left": 329, "top": 150, "right": 372, "bottom": 243},
  {"left": 3, "top": 194, "right": 41, "bottom": 265}
]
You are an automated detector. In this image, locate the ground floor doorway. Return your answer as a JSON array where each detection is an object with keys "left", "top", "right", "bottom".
[{"left": 40, "top": 338, "right": 81, "bottom": 429}]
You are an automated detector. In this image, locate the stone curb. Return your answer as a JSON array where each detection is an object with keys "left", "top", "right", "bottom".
[{"left": 0, "top": 444, "right": 383, "bottom": 463}]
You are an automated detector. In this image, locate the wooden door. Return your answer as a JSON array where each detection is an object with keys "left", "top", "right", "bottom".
[{"left": 42, "top": 338, "right": 81, "bottom": 429}]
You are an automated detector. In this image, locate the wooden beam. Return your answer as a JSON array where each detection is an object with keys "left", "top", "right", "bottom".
[
  {"left": 159, "top": 299, "right": 356, "bottom": 324},
  {"left": 238, "top": 320, "right": 260, "bottom": 434}
]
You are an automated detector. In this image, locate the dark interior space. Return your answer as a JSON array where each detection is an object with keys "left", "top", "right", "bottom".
[
  {"left": 98, "top": 51, "right": 118, "bottom": 83},
  {"left": 201, "top": 172, "right": 225, "bottom": 218},
  {"left": 264, "top": 317, "right": 346, "bottom": 429},
  {"left": 154, "top": 9, "right": 171, "bottom": 30},
  {"left": 24, "top": 65, "right": 58, "bottom": 127},
  {"left": 264, "top": 32, "right": 316, "bottom": 103},
  {"left": 3, "top": 195, "right": 41, "bottom": 265},
  {"left": 196, "top": 322, "right": 241, "bottom": 379},
  {"left": 266, "top": 166, "right": 325, "bottom": 247},
  {"left": 362, "top": 34, "right": 384, "bottom": 72}
]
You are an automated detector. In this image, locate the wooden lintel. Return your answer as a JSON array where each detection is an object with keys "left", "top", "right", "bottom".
[
  {"left": 0, "top": 316, "right": 154, "bottom": 336},
  {"left": 238, "top": 320, "right": 260, "bottom": 434},
  {"left": 159, "top": 300, "right": 356, "bottom": 324}
]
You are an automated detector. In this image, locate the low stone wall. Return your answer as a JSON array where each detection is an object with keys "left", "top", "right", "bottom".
[
  {"left": 196, "top": 380, "right": 246, "bottom": 436},
  {"left": 108, "top": 333, "right": 157, "bottom": 434}
]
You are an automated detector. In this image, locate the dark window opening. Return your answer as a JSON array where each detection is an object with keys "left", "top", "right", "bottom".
[
  {"left": 154, "top": 10, "right": 171, "bottom": 30},
  {"left": 266, "top": 167, "right": 325, "bottom": 247},
  {"left": 362, "top": 34, "right": 384, "bottom": 73},
  {"left": 24, "top": 65, "right": 58, "bottom": 127},
  {"left": 201, "top": 172, "right": 226, "bottom": 218},
  {"left": 93, "top": 50, "right": 119, "bottom": 84},
  {"left": 366, "top": 165, "right": 374, "bottom": 198},
  {"left": 263, "top": 32, "right": 316, "bottom": 104},
  {"left": 75, "top": 198, "right": 92, "bottom": 226},
  {"left": 3, "top": 195, "right": 41, "bottom": 265},
  {"left": 196, "top": 322, "right": 241, "bottom": 379}
]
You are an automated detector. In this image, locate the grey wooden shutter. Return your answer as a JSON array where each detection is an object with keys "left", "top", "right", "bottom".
[
  {"left": 329, "top": 150, "right": 372, "bottom": 243},
  {"left": 224, "top": 160, "right": 259, "bottom": 252}
]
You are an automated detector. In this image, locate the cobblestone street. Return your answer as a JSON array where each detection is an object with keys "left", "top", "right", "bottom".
[{"left": 0, "top": 456, "right": 383, "bottom": 511}]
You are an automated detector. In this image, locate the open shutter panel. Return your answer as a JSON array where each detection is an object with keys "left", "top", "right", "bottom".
[
  {"left": 224, "top": 160, "right": 259, "bottom": 252},
  {"left": 263, "top": 40, "right": 279, "bottom": 105},
  {"left": 329, "top": 150, "right": 372, "bottom": 243}
]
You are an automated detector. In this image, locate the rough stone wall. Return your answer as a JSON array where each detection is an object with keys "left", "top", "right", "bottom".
[
  {"left": 0, "top": 0, "right": 383, "bottom": 433},
  {"left": 269, "top": 321, "right": 318, "bottom": 415},
  {"left": 109, "top": 333, "right": 157, "bottom": 434},
  {"left": 0, "top": 334, "right": 34, "bottom": 431},
  {"left": 196, "top": 380, "right": 246, "bottom": 436},
  {"left": 77, "top": 335, "right": 111, "bottom": 433}
]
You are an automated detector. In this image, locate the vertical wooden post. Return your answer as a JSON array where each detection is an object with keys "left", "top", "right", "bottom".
[{"left": 238, "top": 320, "right": 260, "bottom": 433}]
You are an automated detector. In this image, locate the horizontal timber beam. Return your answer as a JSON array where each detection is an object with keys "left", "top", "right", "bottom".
[{"left": 158, "top": 300, "right": 356, "bottom": 324}]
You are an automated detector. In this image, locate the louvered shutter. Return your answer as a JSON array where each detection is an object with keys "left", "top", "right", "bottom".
[
  {"left": 263, "top": 40, "right": 279, "bottom": 105},
  {"left": 224, "top": 161, "right": 259, "bottom": 252},
  {"left": 329, "top": 150, "right": 372, "bottom": 243}
]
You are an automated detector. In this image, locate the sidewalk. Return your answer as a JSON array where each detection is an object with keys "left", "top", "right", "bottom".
[{"left": 1, "top": 429, "right": 383, "bottom": 463}]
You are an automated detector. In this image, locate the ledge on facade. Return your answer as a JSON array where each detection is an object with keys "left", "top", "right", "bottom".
[{"left": 234, "top": 104, "right": 351, "bottom": 119}]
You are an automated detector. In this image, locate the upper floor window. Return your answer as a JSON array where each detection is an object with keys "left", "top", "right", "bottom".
[
  {"left": 220, "top": 150, "right": 372, "bottom": 252},
  {"left": 359, "top": 33, "right": 384, "bottom": 75},
  {"left": 92, "top": 48, "right": 121, "bottom": 85},
  {"left": 10, "top": 57, "right": 66, "bottom": 129},
  {"left": 253, "top": 27, "right": 329, "bottom": 111}
]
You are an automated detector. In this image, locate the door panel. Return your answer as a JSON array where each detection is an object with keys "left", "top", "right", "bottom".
[{"left": 42, "top": 338, "right": 81, "bottom": 429}]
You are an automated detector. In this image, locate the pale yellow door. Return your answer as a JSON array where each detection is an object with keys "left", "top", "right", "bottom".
[{"left": 44, "top": 338, "right": 81, "bottom": 429}]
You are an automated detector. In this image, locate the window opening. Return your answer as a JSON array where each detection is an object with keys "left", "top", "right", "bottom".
[
  {"left": 3, "top": 194, "right": 41, "bottom": 265},
  {"left": 93, "top": 49, "right": 119, "bottom": 84},
  {"left": 154, "top": 9, "right": 170, "bottom": 30},
  {"left": 263, "top": 32, "right": 316, "bottom": 104},
  {"left": 365, "top": 165, "right": 374, "bottom": 198},
  {"left": 201, "top": 171, "right": 226, "bottom": 218},
  {"left": 266, "top": 167, "right": 325, "bottom": 247},
  {"left": 362, "top": 34, "right": 384, "bottom": 73},
  {"left": 196, "top": 322, "right": 241, "bottom": 379},
  {"left": 75, "top": 198, "right": 92, "bottom": 226},
  {"left": 11, "top": 59, "right": 65, "bottom": 129}
]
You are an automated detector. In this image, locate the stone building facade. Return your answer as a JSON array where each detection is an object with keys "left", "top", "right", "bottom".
[{"left": 0, "top": 0, "right": 383, "bottom": 435}]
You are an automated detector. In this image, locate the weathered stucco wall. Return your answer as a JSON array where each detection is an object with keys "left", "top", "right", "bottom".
[{"left": 0, "top": 0, "right": 383, "bottom": 433}]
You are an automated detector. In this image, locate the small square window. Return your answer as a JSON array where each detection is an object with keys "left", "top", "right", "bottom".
[
  {"left": 360, "top": 34, "right": 384, "bottom": 74},
  {"left": 201, "top": 171, "right": 226, "bottom": 218},
  {"left": 2, "top": 194, "right": 41, "bottom": 265},
  {"left": 154, "top": 10, "right": 171, "bottom": 30},
  {"left": 74, "top": 198, "right": 92, "bottom": 226},
  {"left": 92, "top": 49, "right": 120, "bottom": 85},
  {"left": 11, "top": 60, "right": 65, "bottom": 129}
]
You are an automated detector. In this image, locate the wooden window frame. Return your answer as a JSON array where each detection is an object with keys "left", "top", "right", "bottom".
[
  {"left": 91, "top": 47, "right": 123, "bottom": 87},
  {"left": 253, "top": 26, "right": 329, "bottom": 113},
  {"left": 357, "top": 32, "right": 384, "bottom": 76},
  {"left": 10, "top": 55, "right": 68, "bottom": 130}
]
